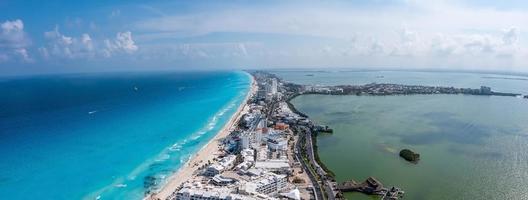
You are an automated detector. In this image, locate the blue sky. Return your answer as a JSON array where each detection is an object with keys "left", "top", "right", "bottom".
[{"left": 0, "top": 0, "right": 527, "bottom": 75}]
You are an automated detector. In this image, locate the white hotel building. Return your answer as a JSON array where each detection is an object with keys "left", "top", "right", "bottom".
[{"left": 244, "top": 173, "right": 287, "bottom": 196}]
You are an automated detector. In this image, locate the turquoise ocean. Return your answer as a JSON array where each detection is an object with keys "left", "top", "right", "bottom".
[{"left": 0, "top": 71, "right": 250, "bottom": 199}]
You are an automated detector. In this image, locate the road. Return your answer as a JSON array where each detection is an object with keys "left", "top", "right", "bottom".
[
  {"left": 294, "top": 126, "right": 324, "bottom": 200},
  {"left": 299, "top": 126, "right": 337, "bottom": 200}
]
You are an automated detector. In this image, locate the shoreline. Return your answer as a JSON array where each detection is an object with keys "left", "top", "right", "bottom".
[
  {"left": 148, "top": 72, "right": 256, "bottom": 200},
  {"left": 286, "top": 94, "right": 335, "bottom": 177}
]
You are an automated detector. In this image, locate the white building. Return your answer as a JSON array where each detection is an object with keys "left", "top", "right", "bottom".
[
  {"left": 204, "top": 164, "right": 224, "bottom": 177},
  {"left": 175, "top": 186, "right": 249, "bottom": 200},
  {"left": 256, "top": 145, "right": 269, "bottom": 161},
  {"left": 254, "top": 160, "right": 291, "bottom": 174},
  {"left": 241, "top": 134, "right": 251, "bottom": 149},
  {"left": 244, "top": 173, "right": 287, "bottom": 196},
  {"left": 204, "top": 155, "right": 236, "bottom": 176},
  {"left": 265, "top": 134, "right": 287, "bottom": 152},
  {"left": 255, "top": 131, "right": 262, "bottom": 146},
  {"left": 270, "top": 78, "right": 278, "bottom": 95},
  {"left": 235, "top": 148, "right": 255, "bottom": 172},
  {"left": 211, "top": 175, "right": 236, "bottom": 186}
]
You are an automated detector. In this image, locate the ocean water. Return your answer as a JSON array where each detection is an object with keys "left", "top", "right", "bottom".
[
  {"left": 285, "top": 70, "right": 528, "bottom": 200},
  {"left": 0, "top": 71, "right": 250, "bottom": 199}
]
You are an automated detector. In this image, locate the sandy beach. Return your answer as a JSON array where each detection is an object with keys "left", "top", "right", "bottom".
[{"left": 149, "top": 73, "right": 256, "bottom": 200}]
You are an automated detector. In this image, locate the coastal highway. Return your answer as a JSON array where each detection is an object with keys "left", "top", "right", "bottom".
[
  {"left": 294, "top": 125, "right": 324, "bottom": 200},
  {"left": 294, "top": 125, "right": 338, "bottom": 200},
  {"left": 299, "top": 126, "right": 337, "bottom": 200}
]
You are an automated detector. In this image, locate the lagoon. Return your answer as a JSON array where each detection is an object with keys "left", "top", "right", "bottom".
[
  {"left": 281, "top": 70, "right": 528, "bottom": 199},
  {"left": 292, "top": 94, "right": 528, "bottom": 199}
]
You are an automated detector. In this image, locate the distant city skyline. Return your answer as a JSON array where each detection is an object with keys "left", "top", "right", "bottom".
[{"left": 1, "top": 0, "right": 527, "bottom": 75}]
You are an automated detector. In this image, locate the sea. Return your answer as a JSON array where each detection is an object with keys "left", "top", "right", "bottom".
[
  {"left": 0, "top": 71, "right": 250, "bottom": 199},
  {"left": 278, "top": 70, "right": 528, "bottom": 200}
]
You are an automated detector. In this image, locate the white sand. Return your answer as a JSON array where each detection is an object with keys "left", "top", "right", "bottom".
[{"left": 149, "top": 74, "right": 256, "bottom": 200}]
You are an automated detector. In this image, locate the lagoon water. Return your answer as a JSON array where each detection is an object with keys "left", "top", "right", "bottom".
[
  {"left": 284, "top": 71, "right": 528, "bottom": 200},
  {"left": 0, "top": 71, "right": 250, "bottom": 199}
]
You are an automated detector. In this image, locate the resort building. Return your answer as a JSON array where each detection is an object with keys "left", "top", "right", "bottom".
[
  {"left": 211, "top": 175, "right": 236, "bottom": 186},
  {"left": 270, "top": 78, "right": 278, "bottom": 95},
  {"left": 174, "top": 186, "right": 250, "bottom": 200},
  {"left": 204, "top": 155, "right": 236, "bottom": 176},
  {"left": 244, "top": 173, "right": 287, "bottom": 196},
  {"left": 235, "top": 148, "right": 255, "bottom": 172},
  {"left": 265, "top": 134, "right": 287, "bottom": 152},
  {"left": 256, "top": 145, "right": 269, "bottom": 161},
  {"left": 256, "top": 89, "right": 267, "bottom": 101},
  {"left": 254, "top": 159, "right": 291, "bottom": 174}
]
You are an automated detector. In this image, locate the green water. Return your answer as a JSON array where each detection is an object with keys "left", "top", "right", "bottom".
[{"left": 292, "top": 94, "right": 528, "bottom": 200}]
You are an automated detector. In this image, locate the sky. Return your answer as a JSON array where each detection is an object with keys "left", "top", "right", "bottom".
[{"left": 0, "top": 0, "right": 527, "bottom": 75}]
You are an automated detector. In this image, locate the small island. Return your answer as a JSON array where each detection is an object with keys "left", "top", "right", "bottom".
[{"left": 399, "top": 149, "right": 420, "bottom": 163}]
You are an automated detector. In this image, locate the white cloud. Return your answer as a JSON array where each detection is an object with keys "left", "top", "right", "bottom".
[
  {"left": 41, "top": 27, "right": 96, "bottom": 59},
  {"left": 14, "top": 48, "right": 31, "bottom": 62},
  {"left": 0, "top": 19, "right": 32, "bottom": 62},
  {"left": 2, "top": 1, "right": 523, "bottom": 70},
  {"left": 133, "top": 1, "right": 527, "bottom": 70},
  {"left": 429, "top": 28, "right": 522, "bottom": 58},
  {"left": 136, "top": 1, "right": 528, "bottom": 40},
  {"left": 431, "top": 34, "right": 458, "bottom": 56},
  {"left": 81, "top": 33, "right": 94, "bottom": 51},
  {"left": 368, "top": 39, "right": 386, "bottom": 56},
  {"left": 1, "top": 19, "right": 24, "bottom": 33},
  {"left": 390, "top": 28, "right": 423, "bottom": 56},
  {"left": 103, "top": 31, "right": 138, "bottom": 57},
  {"left": 40, "top": 28, "right": 138, "bottom": 60},
  {"left": 136, "top": 42, "right": 259, "bottom": 62},
  {"left": 502, "top": 27, "right": 519, "bottom": 45}
]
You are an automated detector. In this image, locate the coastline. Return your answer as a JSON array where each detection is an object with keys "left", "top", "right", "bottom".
[{"left": 148, "top": 72, "right": 256, "bottom": 200}]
